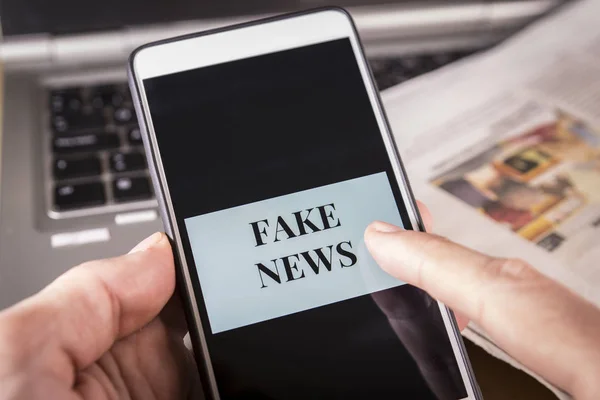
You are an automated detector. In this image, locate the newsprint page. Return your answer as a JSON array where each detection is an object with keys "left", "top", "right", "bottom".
[{"left": 382, "top": 0, "right": 600, "bottom": 397}]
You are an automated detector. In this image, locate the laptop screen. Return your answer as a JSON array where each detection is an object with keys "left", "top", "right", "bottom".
[{"left": 0, "top": 0, "right": 476, "bottom": 37}]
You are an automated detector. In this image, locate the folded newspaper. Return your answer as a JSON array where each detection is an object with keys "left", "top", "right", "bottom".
[{"left": 382, "top": 0, "right": 600, "bottom": 398}]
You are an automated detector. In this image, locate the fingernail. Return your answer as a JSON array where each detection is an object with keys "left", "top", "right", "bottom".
[
  {"left": 370, "top": 221, "right": 402, "bottom": 233},
  {"left": 129, "top": 232, "right": 163, "bottom": 254}
]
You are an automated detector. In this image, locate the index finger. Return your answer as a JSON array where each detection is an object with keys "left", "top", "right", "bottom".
[
  {"left": 364, "top": 221, "right": 600, "bottom": 398},
  {"left": 365, "top": 221, "right": 492, "bottom": 320}
]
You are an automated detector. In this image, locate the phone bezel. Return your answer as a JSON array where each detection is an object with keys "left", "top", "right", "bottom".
[{"left": 128, "top": 8, "right": 482, "bottom": 400}]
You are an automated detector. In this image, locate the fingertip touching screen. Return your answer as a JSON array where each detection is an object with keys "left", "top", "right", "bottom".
[{"left": 143, "top": 37, "right": 468, "bottom": 399}]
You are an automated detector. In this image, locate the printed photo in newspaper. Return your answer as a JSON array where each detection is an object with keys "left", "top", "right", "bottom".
[{"left": 430, "top": 110, "right": 600, "bottom": 257}]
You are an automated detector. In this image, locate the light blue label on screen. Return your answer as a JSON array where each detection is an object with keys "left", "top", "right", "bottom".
[{"left": 184, "top": 172, "right": 405, "bottom": 333}]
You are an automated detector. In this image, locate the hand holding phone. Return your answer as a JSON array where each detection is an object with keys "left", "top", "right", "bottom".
[{"left": 129, "top": 9, "right": 481, "bottom": 399}]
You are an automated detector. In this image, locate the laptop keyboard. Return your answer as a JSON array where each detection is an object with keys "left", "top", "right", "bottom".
[
  {"left": 47, "top": 49, "right": 476, "bottom": 217},
  {"left": 49, "top": 83, "right": 153, "bottom": 214}
]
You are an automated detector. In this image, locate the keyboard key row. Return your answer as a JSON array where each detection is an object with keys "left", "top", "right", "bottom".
[
  {"left": 53, "top": 151, "right": 147, "bottom": 180},
  {"left": 370, "top": 51, "right": 477, "bottom": 90},
  {"left": 54, "top": 177, "right": 153, "bottom": 211},
  {"left": 90, "top": 84, "right": 128, "bottom": 110},
  {"left": 51, "top": 107, "right": 135, "bottom": 135},
  {"left": 51, "top": 111, "right": 106, "bottom": 134},
  {"left": 50, "top": 85, "right": 130, "bottom": 115}
]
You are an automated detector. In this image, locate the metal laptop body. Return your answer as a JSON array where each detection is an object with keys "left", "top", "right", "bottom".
[{"left": 0, "top": 0, "right": 565, "bottom": 309}]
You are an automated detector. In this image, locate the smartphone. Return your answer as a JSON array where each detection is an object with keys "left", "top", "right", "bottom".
[{"left": 129, "top": 8, "right": 481, "bottom": 400}]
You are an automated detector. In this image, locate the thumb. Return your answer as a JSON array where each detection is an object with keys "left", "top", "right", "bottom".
[
  {"left": 0, "top": 232, "right": 175, "bottom": 386},
  {"left": 364, "top": 221, "right": 600, "bottom": 399}
]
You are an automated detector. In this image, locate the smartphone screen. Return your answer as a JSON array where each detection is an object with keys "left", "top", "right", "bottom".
[{"left": 142, "top": 37, "right": 469, "bottom": 399}]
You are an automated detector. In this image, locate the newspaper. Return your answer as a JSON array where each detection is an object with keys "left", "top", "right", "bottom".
[{"left": 382, "top": 0, "right": 600, "bottom": 398}]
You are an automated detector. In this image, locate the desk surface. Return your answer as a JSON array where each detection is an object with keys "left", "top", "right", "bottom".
[{"left": 465, "top": 340, "right": 557, "bottom": 399}]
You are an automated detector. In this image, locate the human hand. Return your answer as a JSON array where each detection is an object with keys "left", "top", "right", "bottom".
[
  {"left": 0, "top": 233, "right": 200, "bottom": 399},
  {"left": 365, "top": 203, "right": 600, "bottom": 400}
]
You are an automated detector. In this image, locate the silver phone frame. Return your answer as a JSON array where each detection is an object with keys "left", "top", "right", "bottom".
[{"left": 128, "top": 8, "right": 483, "bottom": 399}]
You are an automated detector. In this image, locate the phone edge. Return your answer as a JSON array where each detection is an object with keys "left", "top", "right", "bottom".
[
  {"left": 341, "top": 9, "right": 484, "bottom": 400},
  {"left": 128, "top": 57, "right": 220, "bottom": 399}
]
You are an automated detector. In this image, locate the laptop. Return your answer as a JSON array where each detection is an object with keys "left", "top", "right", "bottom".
[{"left": 0, "top": 0, "right": 565, "bottom": 309}]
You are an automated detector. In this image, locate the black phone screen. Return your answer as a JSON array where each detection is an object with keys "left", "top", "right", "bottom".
[{"left": 143, "top": 37, "right": 468, "bottom": 399}]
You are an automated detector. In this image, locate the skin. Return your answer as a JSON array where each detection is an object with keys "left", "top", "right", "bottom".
[
  {"left": 0, "top": 203, "right": 598, "bottom": 399},
  {"left": 364, "top": 202, "right": 600, "bottom": 400},
  {"left": 0, "top": 233, "right": 200, "bottom": 399}
]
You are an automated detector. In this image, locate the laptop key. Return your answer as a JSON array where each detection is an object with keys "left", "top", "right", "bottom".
[
  {"left": 53, "top": 133, "right": 120, "bottom": 154},
  {"left": 112, "top": 177, "right": 152, "bottom": 203},
  {"left": 52, "top": 115, "right": 70, "bottom": 134},
  {"left": 54, "top": 182, "right": 106, "bottom": 210},
  {"left": 54, "top": 156, "right": 102, "bottom": 180},
  {"left": 128, "top": 126, "right": 143, "bottom": 145},
  {"left": 51, "top": 110, "right": 106, "bottom": 135},
  {"left": 114, "top": 107, "right": 134, "bottom": 125},
  {"left": 110, "top": 152, "right": 146, "bottom": 173}
]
